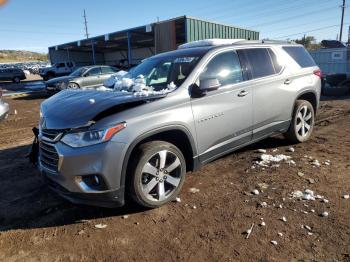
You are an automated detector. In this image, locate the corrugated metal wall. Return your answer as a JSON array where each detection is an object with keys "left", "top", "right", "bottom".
[
  {"left": 185, "top": 17, "right": 259, "bottom": 42},
  {"left": 310, "top": 48, "right": 350, "bottom": 75}
]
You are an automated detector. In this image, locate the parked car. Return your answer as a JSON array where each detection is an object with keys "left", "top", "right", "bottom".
[
  {"left": 0, "top": 89, "right": 9, "bottom": 121},
  {"left": 0, "top": 68, "right": 26, "bottom": 83},
  {"left": 40, "top": 62, "right": 76, "bottom": 81},
  {"left": 45, "top": 65, "right": 118, "bottom": 95},
  {"left": 36, "top": 39, "right": 321, "bottom": 208}
]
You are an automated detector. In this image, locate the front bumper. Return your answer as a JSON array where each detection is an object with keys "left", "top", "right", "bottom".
[{"left": 39, "top": 140, "right": 128, "bottom": 208}]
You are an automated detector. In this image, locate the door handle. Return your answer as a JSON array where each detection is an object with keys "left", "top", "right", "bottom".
[
  {"left": 237, "top": 90, "right": 249, "bottom": 97},
  {"left": 284, "top": 79, "right": 292, "bottom": 85}
]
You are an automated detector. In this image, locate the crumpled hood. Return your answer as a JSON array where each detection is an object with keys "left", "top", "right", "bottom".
[
  {"left": 46, "top": 75, "right": 75, "bottom": 85},
  {"left": 41, "top": 89, "right": 166, "bottom": 129}
]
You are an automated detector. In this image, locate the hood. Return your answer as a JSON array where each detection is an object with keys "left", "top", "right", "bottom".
[
  {"left": 41, "top": 89, "right": 166, "bottom": 129},
  {"left": 46, "top": 75, "right": 75, "bottom": 85}
]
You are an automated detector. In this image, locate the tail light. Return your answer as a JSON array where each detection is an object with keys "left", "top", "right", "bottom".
[{"left": 313, "top": 69, "right": 322, "bottom": 78}]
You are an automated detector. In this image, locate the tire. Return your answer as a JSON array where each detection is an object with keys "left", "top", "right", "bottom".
[
  {"left": 128, "top": 141, "right": 186, "bottom": 208},
  {"left": 12, "top": 77, "right": 20, "bottom": 83},
  {"left": 284, "top": 100, "right": 315, "bottom": 143},
  {"left": 68, "top": 82, "right": 80, "bottom": 89}
]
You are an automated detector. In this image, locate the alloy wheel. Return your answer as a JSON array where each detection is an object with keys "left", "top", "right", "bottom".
[
  {"left": 140, "top": 150, "right": 182, "bottom": 202},
  {"left": 296, "top": 105, "right": 313, "bottom": 137}
]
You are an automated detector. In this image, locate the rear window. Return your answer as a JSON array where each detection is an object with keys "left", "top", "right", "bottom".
[
  {"left": 282, "top": 46, "right": 316, "bottom": 68},
  {"left": 237, "top": 48, "right": 276, "bottom": 79}
]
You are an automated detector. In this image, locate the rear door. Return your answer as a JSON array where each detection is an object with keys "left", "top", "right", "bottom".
[
  {"left": 191, "top": 50, "right": 253, "bottom": 163},
  {"left": 237, "top": 47, "right": 292, "bottom": 140}
]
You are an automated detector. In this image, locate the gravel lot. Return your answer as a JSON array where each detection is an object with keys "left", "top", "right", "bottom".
[{"left": 0, "top": 93, "right": 349, "bottom": 261}]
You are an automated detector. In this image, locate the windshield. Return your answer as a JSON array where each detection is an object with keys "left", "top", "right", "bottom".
[
  {"left": 114, "top": 55, "right": 201, "bottom": 93},
  {"left": 70, "top": 67, "right": 88, "bottom": 77}
]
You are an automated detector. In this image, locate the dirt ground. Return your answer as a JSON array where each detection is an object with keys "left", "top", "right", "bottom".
[{"left": 0, "top": 93, "right": 349, "bottom": 262}]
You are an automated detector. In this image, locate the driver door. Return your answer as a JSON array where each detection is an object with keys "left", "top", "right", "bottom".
[
  {"left": 83, "top": 67, "right": 102, "bottom": 87},
  {"left": 190, "top": 50, "right": 253, "bottom": 163}
]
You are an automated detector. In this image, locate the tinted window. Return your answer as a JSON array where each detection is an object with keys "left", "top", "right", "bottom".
[
  {"left": 57, "top": 63, "right": 65, "bottom": 68},
  {"left": 282, "top": 46, "right": 316, "bottom": 68},
  {"left": 200, "top": 51, "right": 243, "bottom": 86},
  {"left": 268, "top": 49, "right": 283, "bottom": 73},
  {"left": 85, "top": 67, "right": 101, "bottom": 76},
  {"left": 238, "top": 48, "right": 275, "bottom": 79},
  {"left": 101, "top": 66, "right": 117, "bottom": 74}
]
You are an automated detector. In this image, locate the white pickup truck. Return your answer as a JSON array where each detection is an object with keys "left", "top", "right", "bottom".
[{"left": 39, "top": 62, "right": 76, "bottom": 81}]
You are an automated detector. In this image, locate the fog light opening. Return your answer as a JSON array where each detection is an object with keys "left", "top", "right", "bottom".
[{"left": 75, "top": 175, "right": 108, "bottom": 192}]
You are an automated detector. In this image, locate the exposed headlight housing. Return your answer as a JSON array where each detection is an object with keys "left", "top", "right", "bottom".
[{"left": 61, "top": 122, "right": 126, "bottom": 148}]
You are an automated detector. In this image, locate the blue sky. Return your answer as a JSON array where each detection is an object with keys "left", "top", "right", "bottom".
[{"left": 0, "top": 0, "right": 347, "bottom": 53}]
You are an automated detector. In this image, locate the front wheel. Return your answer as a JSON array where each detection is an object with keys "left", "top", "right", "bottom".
[
  {"left": 68, "top": 82, "right": 80, "bottom": 89},
  {"left": 284, "top": 100, "right": 315, "bottom": 143},
  {"left": 129, "top": 141, "right": 186, "bottom": 208}
]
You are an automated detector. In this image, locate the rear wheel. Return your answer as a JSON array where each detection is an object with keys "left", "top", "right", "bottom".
[
  {"left": 284, "top": 100, "right": 315, "bottom": 143},
  {"left": 129, "top": 141, "right": 186, "bottom": 208}
]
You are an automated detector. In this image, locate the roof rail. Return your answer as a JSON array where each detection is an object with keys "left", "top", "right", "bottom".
[
  {"left": 178, "top": 39, "right": 246, "bottom": 49},
  {"left": 178, "top": 39, "right": 294, "bottom": 49}
]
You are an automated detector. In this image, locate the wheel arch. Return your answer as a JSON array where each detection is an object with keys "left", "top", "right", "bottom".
[
  {"left": 295, "top": 90, "right": 318, "bottom": 114},
  {"left": 120, "top": 125, "right": 198, "bottom": 189}
]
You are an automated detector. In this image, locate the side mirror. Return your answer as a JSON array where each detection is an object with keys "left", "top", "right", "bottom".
[{"left": 199, "top": 78, "right": 221, "bottom": 92}]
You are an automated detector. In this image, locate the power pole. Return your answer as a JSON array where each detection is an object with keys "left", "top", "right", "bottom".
[
  {"left": 339, "top": 0, "right": 346, "bottom": 42},
  {"left": 83, "top": 9, "right": 89, "bottom": 39}
]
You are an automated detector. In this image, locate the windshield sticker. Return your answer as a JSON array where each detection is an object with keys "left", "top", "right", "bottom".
[{"left": 174, "top": 57, "right": 195, "bottom": 63}]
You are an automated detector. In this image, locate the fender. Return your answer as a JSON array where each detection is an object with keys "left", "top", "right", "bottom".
[{"left": 120, "top": 124, "right": 199, "bottom": 188}]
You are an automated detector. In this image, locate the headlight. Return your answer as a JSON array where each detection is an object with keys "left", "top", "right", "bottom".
[{"left": 61, "top": 122, "right": 126, "bottom": 148}]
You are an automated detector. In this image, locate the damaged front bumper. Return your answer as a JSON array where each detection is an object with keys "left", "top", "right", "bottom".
[{"left": 38, "top": 139, "right": 128, "bottom": 208}]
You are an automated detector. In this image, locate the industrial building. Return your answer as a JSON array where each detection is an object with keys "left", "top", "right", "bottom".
[{"left": 48, "top": 16, "right": 259, "bottom": 67}]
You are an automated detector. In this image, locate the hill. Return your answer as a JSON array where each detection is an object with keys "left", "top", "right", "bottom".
[{"left": 0, "top": 50, "right": 48, "bottom": 63}]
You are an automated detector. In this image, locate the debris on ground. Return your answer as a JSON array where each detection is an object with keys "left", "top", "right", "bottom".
[
  {"left": 95, "top": 224, "right": 107, "bottom": 229},
  {"left": 303, "top": 225, "right": 312, "bottom": 231},
  {"left": 278, "top": 232, "right": 283, "bottom": 237},
  {"left": 122, "top": 215, "right": 129, "bottom": 219},
  {"left": 311, "top": 159, "right": 321, "bottom": 167},
  {"left": 321, "top": 198, "right": 329, "bottom": 203},
  {"left": 77, "top": 230, "right": 85, "bottom": 235},
  {"left": 254, "top": 154, "right": 292, "bottom": 168},
  {"left": 271, "top": 240, "right": 278, "bottom": 245},
  {"left": 307, "top": 178, "right": 316, "bottom": 184},
  {"left": 256, "top": 149, "right": 267, "bottom": 153},
  {"left": 251, "top": 189, "right": 260, "bottom": 195},
  {"left": 175, "top": 197, "right": 181, "bottom": 203},
  {"left": 192, "top": 205, "right": 197, "bottom": 209},
  {"left": 324, "top": 160, "right": 331, "bottom": 166},
  {"left": 297, "top": 172, "right": 305, "bottom": 177},
  {"left": 287, "top": 147, "right": 295, "bottom": 153},
  {"left": 245, "top": 223, "right": 255, "bottom": 239},
  {"left": 260, "top": 221, "right": 266, "bottom": 226},
  {"left": 291, "top": 189, "right": 325, "bottom": 201},
  {"left": 281, "top": 216, "right": 287, "bottom": 222},
  {"left": 257, "top": 182, "right": 269, "bottom": 190},
  {"left": 189, "top": 187, "right": 200, "bottom": 194},
  {"left": 342, "top": 194, "right": 349, "bottom": 199},
  {"left": 258, "top": 202, "right": 268, "bottom": 208},
  {"left": 321, "top": 211, "right": 329, "bottom": 217}
]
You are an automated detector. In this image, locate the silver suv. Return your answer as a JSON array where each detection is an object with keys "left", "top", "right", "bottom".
[{"left": 37, "top": 40, "right": 321, "bottom": 208}]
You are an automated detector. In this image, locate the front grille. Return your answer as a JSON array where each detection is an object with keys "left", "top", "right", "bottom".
[
  {"left": 41, "top": 129, "right": 63, "bottom": 141},
  {"left": 39, "top": 140, "right": 59, "bottom": 172},
  {"left": 39, "top": 129, "right": 65, "bottom": 172}
]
